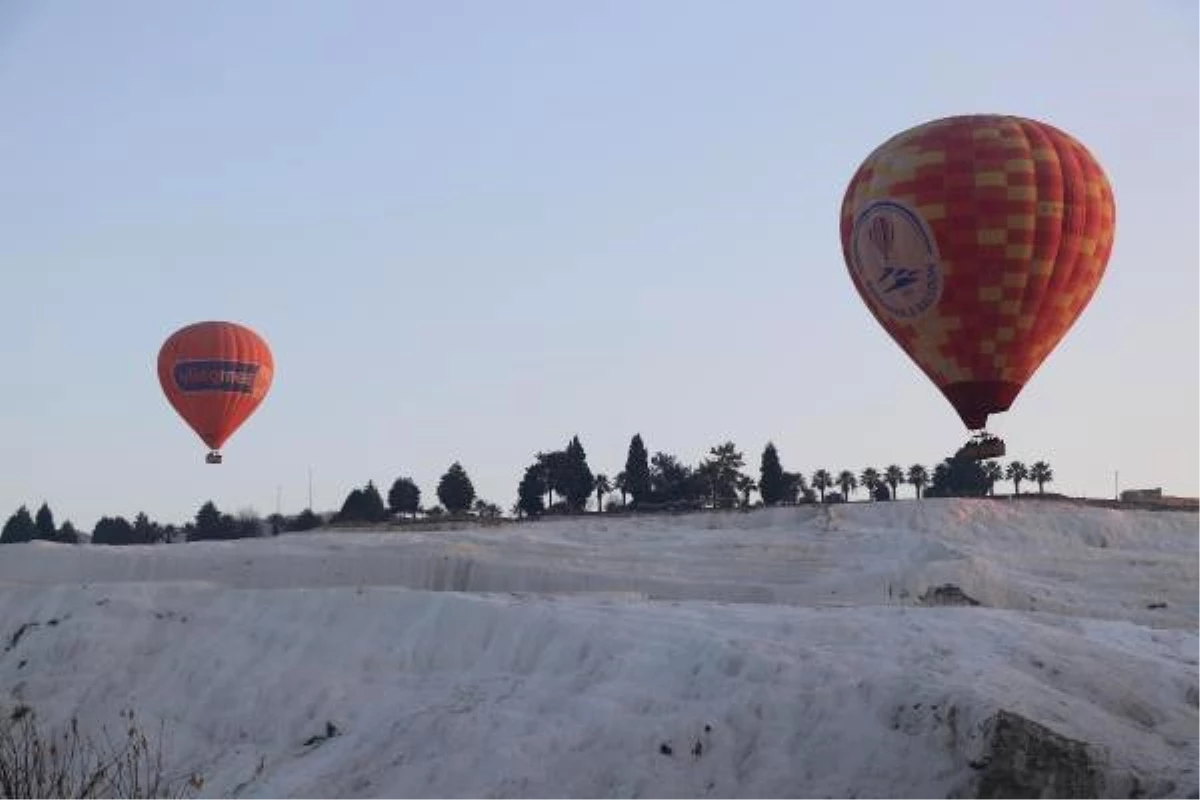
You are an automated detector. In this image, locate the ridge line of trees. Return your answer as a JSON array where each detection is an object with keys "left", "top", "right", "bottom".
[{"left": 2, "top": 432, "right": 1057, "bottom": 544}]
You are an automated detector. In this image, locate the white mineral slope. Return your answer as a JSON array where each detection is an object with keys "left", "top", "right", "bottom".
[{"left": 0, "top": 498, "right": 1193, "bottom": 797}]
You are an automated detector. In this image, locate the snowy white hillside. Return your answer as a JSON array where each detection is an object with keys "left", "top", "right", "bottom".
[{"left": 0, "top": 498, "right": 1194, "bottom": 798}]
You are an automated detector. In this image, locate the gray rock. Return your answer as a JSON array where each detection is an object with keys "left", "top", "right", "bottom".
[
  {"left": 919, "top": 584, "right": 981, "bottom": 607},
  {"left": 968, "top": 710, "right": 1100, "bottom": 798}
]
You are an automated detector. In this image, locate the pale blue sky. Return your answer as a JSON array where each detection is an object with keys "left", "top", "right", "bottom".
[{"left": 2, "top": 0, "right": 1196, "bottom": 529}]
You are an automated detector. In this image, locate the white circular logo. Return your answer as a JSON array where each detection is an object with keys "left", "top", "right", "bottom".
[{"left": 849, "top": 199, "right": 943, "bottom": 321}]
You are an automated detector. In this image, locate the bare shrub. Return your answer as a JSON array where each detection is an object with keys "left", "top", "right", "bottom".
[{"left": 0, "top": 706, "right": 202, "bottom": 799}]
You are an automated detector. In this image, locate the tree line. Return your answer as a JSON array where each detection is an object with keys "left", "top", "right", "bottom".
[{"left": 1, "top": 433, "right": 1056, "bottom": 545}]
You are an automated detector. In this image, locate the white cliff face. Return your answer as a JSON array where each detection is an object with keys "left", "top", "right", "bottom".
[{"left": 0, "top": 498, "right": 1194, "bottom": 798}]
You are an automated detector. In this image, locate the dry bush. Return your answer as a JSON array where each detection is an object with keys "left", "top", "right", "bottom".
[{"left": 0, "top": 706, "right": 202, "bottom": 799}]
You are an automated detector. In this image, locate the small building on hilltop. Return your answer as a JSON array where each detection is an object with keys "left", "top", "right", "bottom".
[{"left": 1120, "top": 488, "right": 1199, "bottom": 510}]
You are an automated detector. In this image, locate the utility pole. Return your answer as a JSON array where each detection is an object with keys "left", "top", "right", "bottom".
[
  {"left": 1114, "top": 470, "right": 1119, "bottom": 501},
  {"left": 276, "top": 485, "right": 282, "bottom": 516},
  {"left": 308, "top": 466, "right": 314, "bottom": 511}
]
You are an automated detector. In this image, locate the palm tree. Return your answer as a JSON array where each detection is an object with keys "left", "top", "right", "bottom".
[
  {"left": 907, "top": 464, "right": 929, "bottom": 499},
  {"left": 1029, "top": 461, "right": 1053, "bottom": 494},
  {"left": 735, "top": 475, "right": 757, "bottom": 508},
  {"left": 536, "top": 450, "right": 567, "bottom": 507},
  {"left": 594, "top": 474, "right": 611, "bottom": 512},
  {"left": 860, "top": 467, "right": 881, "bottom": 501},
  {"left": 982, "top": 462, "right": 1003, "bottom": 495},
  {"left": 836, "top": 470, "right": 858, "bottom": 501},
  {"left": 613, "top": 471, "right": 629, "bottom": 506},
  {"left": 811, "top": 469, "right": 833, "bottom": 503},
  {"left": 884, "top": 465, "right": 905, "bottom": 500},
  {"left": 1005, "top": 461, "right": 1028, "bottom": 496}
]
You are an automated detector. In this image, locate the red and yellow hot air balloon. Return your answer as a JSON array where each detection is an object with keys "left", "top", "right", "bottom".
[
  {"left": 157, "top": 321, "right": 274, "bottom": 464},
  {"left": 839, "top": 114, "right": 1115, "bottom": 458}
]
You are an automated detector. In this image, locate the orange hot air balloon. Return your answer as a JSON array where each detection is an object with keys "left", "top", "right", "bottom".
[
  {"left": 839, "top": 114, "right": 1115, "bottom": 451},
  {"left": 157, "top": 321, "right": 274, "bottom": 464}
]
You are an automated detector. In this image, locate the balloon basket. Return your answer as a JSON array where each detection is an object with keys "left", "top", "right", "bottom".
[
  {"left": 205, "top": 452, "right": 223, "bottom": 465},
  {"left": 959, "top": 433, "right": 1005, "bottom": 461}
]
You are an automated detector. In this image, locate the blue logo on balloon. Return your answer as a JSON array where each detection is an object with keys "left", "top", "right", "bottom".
[
  {"left": 850, "top": 199, "right": 943, "bottom": 321},
  {"left": 173, "top": 361, "right": 260, "bottom": 394}
]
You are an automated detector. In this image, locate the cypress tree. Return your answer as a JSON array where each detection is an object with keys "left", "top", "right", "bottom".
[
  {"left": 0, "top": 506, "right": 36, "bottom": 544},
  {"left": 34, "top": 503, "right": 56, "bottom": 540},
  {"left": 759, "top": 443, "right": 785, "bottom": 506},
  {"left": 623, "top": 434, "right": 651, "bottom": 505},
  {"left": 564, "top": 436, "right": 594, "bottom": 512}
]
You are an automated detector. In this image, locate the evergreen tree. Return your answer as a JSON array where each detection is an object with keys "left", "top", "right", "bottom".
[
  {"left": 1, "top": 506, "right": 36, "bottom": 544},
  {"left": 217, "top": 513, "right": 239, "bottom": 539},
  {"left": 388, "top": 477, "right": 421, "bottom": 518},
  {"left": 930, "top": 462, "right": 951, "bottom": 494},
  {"left": 337, "top": 488, "right": 366, "bottom": 521},
  {"left": 623, "top": 434, "right": 651, "bottom": 505},
  {"left": 192, "top": 501, "right": 237, "bottom": 540},
  {"left": 563, "top": 436, "right": 595, "bottom": 512},
  {"left": 517, "top": 463, "right": 547, "bottom": 518},
  {"left": 233, "top": 511, "right": 264, "bottom": 539},
  {"left": 288, "top": 508, "right": 323, "bottom": 532},
  {"left": 537, "top": 450, "right": 569, "bottom": 507},
  {"left": 694, "top": 460, "right": 719, "bottom": 505},
  {"left": 928, "top": 455, "right": 990, "bottom": 498},
  {"left": 92, "top": 516, "right": 135, "bottom": 546},
  {"left": 132, "top": 512, "right": 159, "bottom": 545},
  {"left": 782, "top": 471, "right": 809, "bottom": 503},
  {"left": 759, "top": 443, "right": 786, "bottom": 506},
  {"left": 650, "top": 452, "right": 692, "bottom": 504},
  {"left": 59, "top": 520, "right": 79, "bottom": 544},
  {"left": 195, "top": 501, "right": 222, "bottom": 536},
  {"left": 335, "top": 482, "right": 387, "bottom": 523},
  {"left": 361, "top": 481, "right": 387, "bottom": 521},
  {"left": 34, "top": 503, "right": 56, "bottom": 541},
  {"left": 702, "top": 441, "right": 745, "bottom": 508},
  {"left": 437, "top": 462, "right": 476, "bottom": 514}
]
